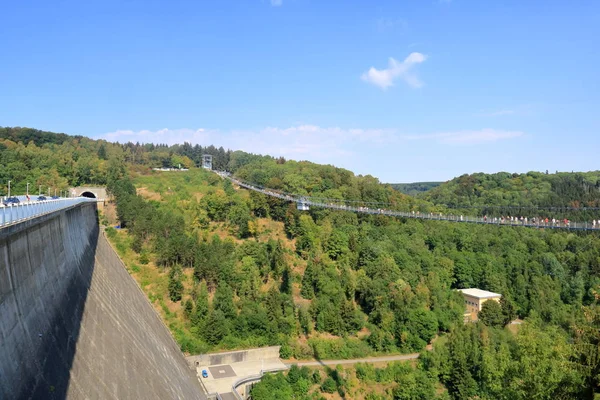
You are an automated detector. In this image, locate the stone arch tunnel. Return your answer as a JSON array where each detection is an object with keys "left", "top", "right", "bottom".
[
  {"left": 80, "top": 191, "right": 97, "bottom": 199},
  {"left": 70, "top": 187, "right": 107, "bottom": 200}
]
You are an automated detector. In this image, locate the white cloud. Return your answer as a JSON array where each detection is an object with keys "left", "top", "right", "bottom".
[
  {"left": 102, "top": 128, "right": 211, "bottom": 145},
  {"left": 270, "top": 0, "right": 282, "bottom": 6},
  {"left": 99, "top": 125, "right": 397, "bottom": 168},
  {"left": 361, "top": 52, "right": 427, "bottom": 90},
  {"left": 403, "top": 129, "right": 524, "bottom": 144},
  {"left": 101, "top": 126, "right": 523, "bottom": 156}
]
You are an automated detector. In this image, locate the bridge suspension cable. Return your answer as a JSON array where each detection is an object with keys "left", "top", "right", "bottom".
[{"left": 216, "top": 171, "right": 600, "bottom": 232}]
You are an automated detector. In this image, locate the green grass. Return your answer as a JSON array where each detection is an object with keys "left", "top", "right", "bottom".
[{"left": 133, "top": 168, "right": 218, "bottom": 200}]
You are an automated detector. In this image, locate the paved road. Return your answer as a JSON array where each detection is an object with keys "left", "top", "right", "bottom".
[{"left": 283, "top": 353, "right": 420, "bottom": 367}]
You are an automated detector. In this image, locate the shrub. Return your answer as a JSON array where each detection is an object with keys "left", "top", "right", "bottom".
[
  {"left": 312, "top": 370, "right": 322, "bottom": 384},
  {"left": 355, "top": 363, "right": 376, "bottom": 382},
  {"left": 309, "top": 338, "right": 372, "bottom": 360},
  {"left": 139, "top": 252, "right": 149, "bottom": 265},
  {"left": 321, "top": 377, "right": 337, "bottom": 393},
  {"left": 279, "top": 343, "right": 292, "bottom": 359}
]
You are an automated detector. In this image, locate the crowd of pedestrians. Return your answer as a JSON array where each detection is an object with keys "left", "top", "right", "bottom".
[{"left": 221, "top": 172, "right": 600, "bottom": 231}]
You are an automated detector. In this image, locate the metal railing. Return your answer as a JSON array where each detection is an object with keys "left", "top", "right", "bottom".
[
  {"left": 0, "top": 198, "right": 96, "bottom": 228},
  {"left": 216, "top": 172, "right": 600, "bottom": 232}
]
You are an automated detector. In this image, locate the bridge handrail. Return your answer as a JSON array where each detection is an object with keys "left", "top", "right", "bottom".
[
  {"left": 216, "top": 171, "right": 600, "bottom": 232},
  {"left": 0, "top": 198, "right": 96, "bottom": 228}
]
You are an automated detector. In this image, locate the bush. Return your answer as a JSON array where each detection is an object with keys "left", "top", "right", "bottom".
[
  {"left": 355, "top": 363, "right": 376, "bottom": 382},
  {"left": 309, "top": 338, "right": 372, "bottom": 360},
  {"left": 290, "top": 341, "right": 314, "bottom": 360},
  {"left": 321, "top": 377, "right": 337, "bottom": 393},
  {"left": 312, "top": 370, "right": 322, "bottom": 384},
  {"left": 139, "top": 252, "right": 149, "bottom": 265},
  {"left": 279, "top": 343, "right": 292, "bottom": 359}
]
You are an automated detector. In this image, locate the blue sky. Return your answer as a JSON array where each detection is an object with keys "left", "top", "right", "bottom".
[{"left": 1, "top": 0, "right": 599, "bottom": 182}]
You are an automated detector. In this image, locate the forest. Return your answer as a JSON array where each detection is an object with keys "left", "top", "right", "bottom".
[
  {"left": 390, "top": 182, "right": 442, "bottom": 196},
  {"left": 2, "top": 126, "right": 600, "bottom": 399},
  {"left": 0, "top": 126, "right": 232, "bottom": 195},
  {"left": 422, "top": 171, "right": 600, "bottom": 221}
]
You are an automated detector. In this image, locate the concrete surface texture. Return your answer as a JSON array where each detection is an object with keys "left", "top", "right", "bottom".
[
  {"left": 196, "top": 357, "right": 287, "bottom": 396},
  {"left": 0, "top": 203, "right": 205, "bottom": 399}
]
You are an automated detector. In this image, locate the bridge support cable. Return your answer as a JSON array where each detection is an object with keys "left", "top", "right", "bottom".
[{"left": 215, "top": 171, "right": 600, "bottom": 232}]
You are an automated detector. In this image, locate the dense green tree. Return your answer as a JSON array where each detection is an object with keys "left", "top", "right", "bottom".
[
  {"left": 250, "top": 373, "right": 294, "bottom": 400},
  {"left": 300, "top": 262, "right": 316, "bottom": 299},
  {"left": 168, "top": 265, "right": 184, "bottom": 302},
  {"left": 321, "top": 377, "right": 337, "bottom": 393},
  {"left": 280, "top": 266, "right": 292, "bottom": 294},
  {"left": 500, "top": 296, "right": 516, "bottom": 326},
  {"left": 192, "top": 282, "right": 209, "bottom": 327},
  {"left": 228, "top": 201, "right": 252, "bottom": 238},
  {"left": 478, "top": 300, "right": 504, "bottom": 328},
  {"left": 391, "top": 366, "right": 437, "bottom": 400},
  {"left": 203, "top": 309, "right": 228, "bottom": 345},
  {"left": 237, "top": 256, "right": 261, "bottom": 301},
  {"left": 214, "top": 283, "right": 237, "bottom": 320},
  {"left": 97, "top": 143, "right": 107, "bottom": 160},
  {"left": 183, "top": 299, "right": 194, "bottom": 319},
  {"left": 326, "top": 229, "right": 348, "bottom": 260}
]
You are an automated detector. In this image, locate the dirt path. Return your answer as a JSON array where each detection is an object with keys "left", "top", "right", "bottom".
[{"left": 283, "top": 353, "right": 420, "bottom": 367}]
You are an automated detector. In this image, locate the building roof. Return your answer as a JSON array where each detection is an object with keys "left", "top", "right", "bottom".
[{"left": 458, "top": 288, "right": 502, "bottom": 299}]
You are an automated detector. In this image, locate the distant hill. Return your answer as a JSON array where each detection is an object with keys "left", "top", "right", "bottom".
[
  {"left": 389, "top": 182, "right": 443, "bottom": 196},
  {"left": 422, "top": 171, "right": 600, "bottom": 212}
]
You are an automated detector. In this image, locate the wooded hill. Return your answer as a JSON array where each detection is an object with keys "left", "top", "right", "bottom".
[
  {"left": 3, "top": 126, "right": 600, "bottom": 399},
  {"left": 389, "top": 181, "right": 443, "bottom": 196},
  {"left": 422, "top": 171, "right": 600, "bottom": 208}
]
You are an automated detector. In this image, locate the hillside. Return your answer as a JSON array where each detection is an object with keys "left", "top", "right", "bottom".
[
  {"left": 109, "top": 165, "right": 600, "bottom": 400},
  {"left": 0, "top": 126, "right": 233, "bottom": 195},
  {"left": 423, "top": 171, "right": 600, "bottom": 208},
  {"left": 3, "top": 127, "right": 600, "bottom": 399},
  {"left": 389, "top": 182, "right": 443, "bottom": 196}
]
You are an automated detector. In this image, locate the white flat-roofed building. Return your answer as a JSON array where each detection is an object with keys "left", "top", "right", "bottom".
[{"left": 458, "top": 288, "right": 502, "bottom": 322}]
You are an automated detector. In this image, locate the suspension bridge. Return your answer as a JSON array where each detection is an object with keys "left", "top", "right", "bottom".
[{"left": 216, "top": 171, "right": 600, "bottom": 232}]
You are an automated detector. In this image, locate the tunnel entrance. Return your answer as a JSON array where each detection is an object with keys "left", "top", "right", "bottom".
[{"left": 80, "top": 191, "right": 97, "bottom": 199}]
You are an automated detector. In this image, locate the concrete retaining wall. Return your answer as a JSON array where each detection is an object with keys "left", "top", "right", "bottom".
[
  {"left": 186, "top": 346, "right": 281, "bottom": 367},
  {"left": 0, "top": 203, "right": 205, "bottom": 399}
]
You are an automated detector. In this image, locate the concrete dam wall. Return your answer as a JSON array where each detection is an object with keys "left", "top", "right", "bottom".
[{"left": 0, "top": 202, "right": 205, "bottom": 399}]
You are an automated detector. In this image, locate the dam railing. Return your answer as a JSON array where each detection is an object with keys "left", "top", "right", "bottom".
[{"left": 0, "top": 198, "right": 96, "bottom": 228}]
